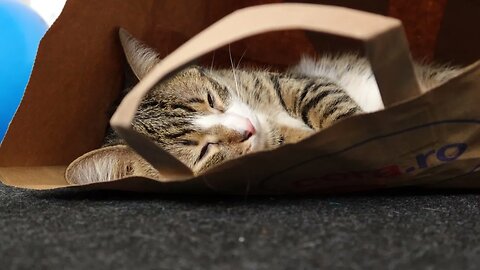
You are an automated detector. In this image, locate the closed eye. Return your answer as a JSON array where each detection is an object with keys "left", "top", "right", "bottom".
[
  {"left": 197, "top": 142, "right": 213, "bottom": 162},
  {"left": 207, "top": 92, "right": 215, "bottom": 108}
]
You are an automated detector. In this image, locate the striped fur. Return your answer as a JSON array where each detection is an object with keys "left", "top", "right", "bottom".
[{"left": 292, "top": 54, "right": 461, "bottom": 112}]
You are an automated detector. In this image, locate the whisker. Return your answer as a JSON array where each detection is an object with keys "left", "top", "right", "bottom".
[
  {"left": 228, "top": 44, "right": 240, "bottom": 95},
  {"left": 210, "top": 51, "right": 216, "bottom": 72},
  {"left": 236, "top": 48, "right": 248, "bottom": 70}
]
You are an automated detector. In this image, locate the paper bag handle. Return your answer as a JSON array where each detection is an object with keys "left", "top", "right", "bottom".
[{"left": 111, "top": 3, "right": 421, "bottom": 179}]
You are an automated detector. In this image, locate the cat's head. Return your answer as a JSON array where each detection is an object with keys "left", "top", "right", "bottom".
[
  {"left": 68, "top": 29, "right": 270, "bottom": 183},
  {"left": 123, "top": 30, "right": 272, "bottom": 174}
]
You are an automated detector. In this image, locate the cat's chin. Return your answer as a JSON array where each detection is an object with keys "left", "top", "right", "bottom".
[
  {"left": 248, "top": 131, "right": 269, "bottom": 153},
  {"left": 248, "top": 136, "right": 261, "bottom": 153}
]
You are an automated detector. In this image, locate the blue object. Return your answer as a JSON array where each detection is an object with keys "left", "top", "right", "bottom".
[{"left": 0, "top": 0, "right": 47, "bottom": 142}]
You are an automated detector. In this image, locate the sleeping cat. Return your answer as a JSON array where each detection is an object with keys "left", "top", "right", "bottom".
[{"left": 65, "top": 29, "right": 460, "bottom": 184}]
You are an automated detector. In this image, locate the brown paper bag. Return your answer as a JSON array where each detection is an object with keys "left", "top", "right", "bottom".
[{"left": 1, "top": 1, "right": 479, "bottom": 194}]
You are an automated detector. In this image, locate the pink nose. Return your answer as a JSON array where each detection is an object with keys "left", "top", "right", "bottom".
[{"left": 244, "top": 119, "right": 256, "bottom": 139}]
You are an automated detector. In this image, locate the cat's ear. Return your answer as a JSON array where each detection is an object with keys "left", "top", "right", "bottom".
[
  {"left": 119, "top": 28, "right": 161, "bottom": 80},
  {"left": 65, "top": 145, "right": 161, "bottom": 185}
]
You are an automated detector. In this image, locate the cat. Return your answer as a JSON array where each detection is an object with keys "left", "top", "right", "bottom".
[{"left": 65, "top": 29, "right": 461, "bottom": 184}]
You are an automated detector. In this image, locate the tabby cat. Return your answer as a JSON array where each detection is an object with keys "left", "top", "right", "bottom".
[{"left": 66, "top": 29, "right": 460, "bottom": 184}]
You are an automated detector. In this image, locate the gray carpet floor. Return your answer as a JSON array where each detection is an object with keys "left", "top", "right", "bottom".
[{"left": 1, "top": 182, "right": 479, "bottom": 270}]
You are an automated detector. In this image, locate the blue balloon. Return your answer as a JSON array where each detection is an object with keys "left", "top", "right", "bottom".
[{"left": 0, "top": 0, "right": 47, "bottom": 142}]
